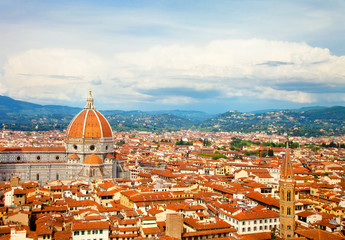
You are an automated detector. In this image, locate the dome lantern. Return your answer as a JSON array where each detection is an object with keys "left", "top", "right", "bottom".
[{"left": 84, "top": 90, "right": 95, "bottom": 110}]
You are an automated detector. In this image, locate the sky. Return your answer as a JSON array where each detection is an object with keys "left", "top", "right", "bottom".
[{"left": 0, "top": 0, "right": 345, "bottom": 113}]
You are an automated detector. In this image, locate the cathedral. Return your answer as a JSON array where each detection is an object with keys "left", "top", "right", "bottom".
[{"left": 0, "top": 91, "right": 128, "bottom": 183}]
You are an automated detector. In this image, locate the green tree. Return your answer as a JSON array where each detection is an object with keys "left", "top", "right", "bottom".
[{"left": 270, "top": 226, "right": 276, "bottom": 240}]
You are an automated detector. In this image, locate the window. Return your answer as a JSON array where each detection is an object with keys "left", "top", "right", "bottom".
[
  {"left": 259, "top": 226, "right": 262, "bottom": 230},
  {"left": 287, "top": 207, "right": 291, "bottom": 216},
  {"left": 37, "top": 156, "right": 41, "bottom": 161},
  {"left": 254, "top": 227, "right": 257, "bottom": 231},
  {"left": 16, "top": 156, "right": 21, "bottom": 161},
  {"left": 88, "top": 230, "right": 91, "bottom": 235},
  {"left": 281, "top": 207, "right": 284, "bottom": 215},
  {"left": 242, "top": 228, "right": 245, "bottom": 232},
  {"left": 254, "top": 220, "right": 257, "bottom": 224},
  {"left": 288, "top": 225, "right": 291, "bottom": 230},
  {"left": 90, "top": 145, "right": 95, "bottom": 151},
  {"left": 248, "top": 227, "right": 251, "bottom": 232},
  {"left": 73, "top": 145, "right": 78, "bottom": 150},
  {"left": 287, "top": 191, "right": 291, "bottom": 201},
  {"left": 265, "top": 226, "right": 267, "bottom": 230},
  {"left": 81, "top": 231, "right": 85, "bottom": 235},
  {"left": 36, "top": 174, "right": 39, "bottom": 181},
  {"left": 99, "top": 230, "right": 103, "bottom": 234},
  {"left": 281, "top": 190, "right": 284, "bottom": 200}
]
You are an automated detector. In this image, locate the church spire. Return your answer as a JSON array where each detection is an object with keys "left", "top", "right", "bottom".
[
  {"left": 281, "top": 143, "right": 294, "bottom": 181},
  {"left": 84, "top": 90, "right": 95, "bottom": 110}
]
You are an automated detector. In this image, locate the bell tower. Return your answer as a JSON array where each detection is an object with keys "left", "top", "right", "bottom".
[{"left": 279, "top": 144, "right": 296, "bottom": 239}]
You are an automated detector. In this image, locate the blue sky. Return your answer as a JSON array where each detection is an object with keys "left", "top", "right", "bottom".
[{"left": 0, "top": 0, "right": 345, "bottom": 113}]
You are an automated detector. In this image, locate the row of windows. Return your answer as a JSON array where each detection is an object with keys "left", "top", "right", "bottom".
[
  {"left": 281, "top": 190, "right": 292, "bottom": 201},
  {"left": 242, "top": 224, "right": 277, "bottom": 232},
  {"left": 1, "top": 155, "right": 62, "bottom": 162},
  {"left": 73, "top": 144, "right": 109, "bottom": 151},
  {"left": 281, "top": 207, "right": 292, "bottom": 216},
  {"left": 242, "top": 218, "right": 277, "bottom": 225},
  {"left": 15, "top": 155, "right": 61, "bottom": 161},
  {"left": 74, "top": 230, "right": 104, "bottom": 236}
]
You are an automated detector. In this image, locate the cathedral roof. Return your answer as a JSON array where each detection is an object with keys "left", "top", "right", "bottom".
[
  {"left": 84, "top": 154, "right": 103, "bottom": 165},
  {"left": 68, "top": 154, "right": 80, "bottom": 159},
  {"left": 105, "top": 153, "right": 115, "bottom": 159},
  {"left": 66, "top": 91, "right": 112, "bottom": 139}
]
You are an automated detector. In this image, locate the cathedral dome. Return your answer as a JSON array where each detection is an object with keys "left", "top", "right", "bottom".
[
  {"left": 84, "top": 154, "right": 103, "bottom": 165},
  {"left": 66, "top": 91, "right": 112, "bottom": 139}
]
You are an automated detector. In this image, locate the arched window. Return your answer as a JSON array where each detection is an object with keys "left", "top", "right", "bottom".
[
  {"left": 287, "top": 207, "right": 291, "bottom": 216},
  {"left": 281, "top": 190, "right": 284, "bottom": 201},
  {"left": 281, "top": 207, "right": 284, "bottom": 215},
  {"left": 287, "top": 190, "right": 291, "bottom": 201},
  {"left": 36, "top": 173, "right": 39, "bottom": 181},
  {"left": 56, "top": 173, "right": 59, "bottom": 180},
  {"left": 287, "top": 225, "right": 291, "bottom": 230}
]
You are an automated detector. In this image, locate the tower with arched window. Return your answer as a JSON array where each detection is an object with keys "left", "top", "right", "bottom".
[{"left": 279, "top": 144, "right": 296, "bottom": 239}]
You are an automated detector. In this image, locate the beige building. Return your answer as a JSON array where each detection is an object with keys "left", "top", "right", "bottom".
[{"left": 279, "top": 145, "right": 296, "bottom": 239}]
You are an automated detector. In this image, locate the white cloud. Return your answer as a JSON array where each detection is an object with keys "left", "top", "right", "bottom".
[
  {"left": 253, "top": 86, "right": 315, "bottom": 103},
  {"left": 2, "top": 39, "right": 345, "bottom": 107}
]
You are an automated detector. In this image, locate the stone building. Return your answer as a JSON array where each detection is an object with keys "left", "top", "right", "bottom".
[
  {"left": 279, "top": 145, "right": 296, "bottom": 238},
  {"left": 0, "top": 91, "right": 128, "bottom": 183}
]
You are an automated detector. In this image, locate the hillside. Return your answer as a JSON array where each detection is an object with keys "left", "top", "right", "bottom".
[
  {"left": 200, "top": 107, "right": 345, "bottom": 136},
  {"left": 0, "top": 95, "right": 81, "bottom": 115},
  {"left": 1, "top": 95, "right": 345, "bottom": 136}
]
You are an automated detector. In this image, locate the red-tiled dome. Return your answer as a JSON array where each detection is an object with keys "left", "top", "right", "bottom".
[
  {"left": 68, "top": 153, "right": 80, "bottom": 159},
  {"left": 84, "top": 154, "right": 103, "bottom": 165},
  {"left": 66, "top": 91, "right": 112, "bottom": 139}
]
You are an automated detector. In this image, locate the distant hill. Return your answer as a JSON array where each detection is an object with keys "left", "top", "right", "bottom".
[
  {"left": 146, "top": 110, "right": 215, "bottom": 122},
  {"left": 200, "top": 107, "right": 345, "bottom": 136},
  {"left": 0, "top": 95, "right": 205, "bottom": 132},
  {"left": 1, "top": 95, "right": 345, "bottom": 136},
  {"left": 0, "top": 95, "right": 81, "bottom": 115}
]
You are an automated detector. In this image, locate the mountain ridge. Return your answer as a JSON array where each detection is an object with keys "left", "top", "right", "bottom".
[{"left": 1, "top": 95, "right": 345, "bottom": 136}]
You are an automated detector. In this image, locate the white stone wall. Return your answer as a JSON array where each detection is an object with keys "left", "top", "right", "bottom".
[
  {"left": 0, "top": 151, "right": 66, "bottom": 163},
  {"left": 220, "top": 212, "right": 279, "bottom": 235}
]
